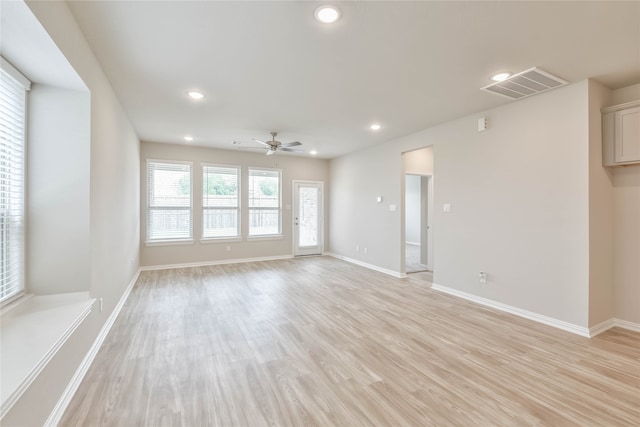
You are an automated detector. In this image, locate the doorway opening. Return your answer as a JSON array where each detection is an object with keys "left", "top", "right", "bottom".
[
  {"left": 402, "top": 147, "right": 434, "bottom": 276},
  {"left": 405, "top": 174, "right": 432, "bottom": 273}
]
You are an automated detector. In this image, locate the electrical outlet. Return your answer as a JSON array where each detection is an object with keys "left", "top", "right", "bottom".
[
  {"left": 479, "top": 272, "right": 487, "bottom": 284},
  {"left": 364, "top": 247, "right": 368, "bottom": 254},
  {"left": 226, "top": 245, "right": 231, "bottom": 252},
  {"left": 356, "top": 245, "right": 360, "bottom": 252}
]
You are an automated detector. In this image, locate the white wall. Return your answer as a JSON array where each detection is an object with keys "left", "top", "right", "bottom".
[
  {"left": 404, "top": 147, "right": 434, "bottom": 175},
  {"left": 331, "top": 146, "right": 402, "bottom": 270},
  {"left": 2, "top": 1, "right": 141, "bottom": 425},
  {"left": 611, "top": 84, "right": 640, "bottom": 324},
  {"left": 405, "top": 175, "right": 421, "bottom": 244},
  {"left": 587, "top": 80, "right": 614, "bottom": 327},
  {"left": 330, "top": 81, "right": 592, "bottom": 327},
  {"left": 27, "top": 84, "right": 91, "bottom": 295},
  {"left": 141, "top": 142, "right": 330, "bottom": 267}
]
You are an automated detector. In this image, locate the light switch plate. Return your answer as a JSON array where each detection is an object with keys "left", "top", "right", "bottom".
[
  {"left": 443, "top": 203, "right": 452, "bottom": 213},
  {"left": 389, "top": 204, "right": 397, "bottom": 212}
]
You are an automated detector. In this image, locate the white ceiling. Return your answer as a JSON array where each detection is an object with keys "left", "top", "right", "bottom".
[{"left": 65, "top": 0, "right": 640, "bottom": 159}]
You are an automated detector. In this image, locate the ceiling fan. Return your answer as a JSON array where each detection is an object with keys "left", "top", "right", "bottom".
[{"left": 237, "top": 131, "right": 304, "bottom": 155}]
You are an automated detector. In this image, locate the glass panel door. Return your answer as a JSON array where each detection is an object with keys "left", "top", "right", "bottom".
[{"left": 293, "top": 182, "right": 322, "bottom": 256}]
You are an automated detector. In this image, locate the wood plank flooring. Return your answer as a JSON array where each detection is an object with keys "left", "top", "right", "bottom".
[{"left": 60, "top": 256, "right": 640, "bottom": 426}]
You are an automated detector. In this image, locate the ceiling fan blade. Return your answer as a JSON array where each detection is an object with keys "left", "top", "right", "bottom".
[
  {"left": 252, "top": 139, "right": 269, "bottom": 147},
  {"left": 281, "top": 141, "right": 302, "bottom": 148},
  {"left": 280, "top": 147, "right": 305, "bottom": 153}
]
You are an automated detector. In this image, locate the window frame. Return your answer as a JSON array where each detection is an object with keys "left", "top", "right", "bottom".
[
  {"left": 0, "top": 57, "right": 30, "bottom": 306},
  {"left": 247, "top": 167, "right": 282, "bottom": 238},
  {"left": 201, "top": 163, "right": 241, "bottom": 241},
  {"left": 145, "top": 159, "right": 193, "bottom": 245}
]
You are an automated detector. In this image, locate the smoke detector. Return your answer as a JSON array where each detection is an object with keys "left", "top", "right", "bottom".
[{"left": 481, "top": 67, "right": 568, "bottom": 100}]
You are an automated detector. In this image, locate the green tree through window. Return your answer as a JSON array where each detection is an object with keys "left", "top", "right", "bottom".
[
  {"left": 180, "top": 174, "right": 237, "bottom": 195},
  {"left": 259, "top": 179, "right": 277, "bottom": 196}
]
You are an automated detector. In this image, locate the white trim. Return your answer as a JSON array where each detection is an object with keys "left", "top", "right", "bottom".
[
  {"left": 44, "top": 269, "right": 141, "bottom": 427},
  {"left": 613, "top": 318, "right": 640, "bottom": 333},
  {"left": 200, "top": 237, "right": 243, "bottom": 244},
  {"left": 292, "top": 180, "right": 324, "bottom": 257},
  {"left": 246, "top": 234, "right": 283, "bottom": 241},
  {"left": 0, "top": 57, "right": 31, "bottom": 90},
  {"left": 139, "top": 255, "right": 293, "bottom": 271},
  {"left": 248, "top": 167, "right": 283, "bottom": 237},
  {"left": 589, "top": 318, "right": 640, "bottom": 337},
  {"left": 588, "top": 318, "right": 617, "bottom": 337},
  {"left": 201, "top": 163, "right": 242, "bottom": 241},
  {"left": 325, "top": 252, "right": 403, "bottom": 279},
  {"left": 1, "top": 295, "right": 94, "bottom": 419},
  {"left": 145, "top": 239, "right": 195, "bottom": 247},
  {"left": 405, "top": 241, "right": 420, "bottom": 246},
  {"left": 431, "top": 283, "right": 591, "bottom": 337}
]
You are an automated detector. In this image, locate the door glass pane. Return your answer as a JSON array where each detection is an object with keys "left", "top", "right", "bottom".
[{"left": 299, "top": 187, "right": 318, "bottom": 247}]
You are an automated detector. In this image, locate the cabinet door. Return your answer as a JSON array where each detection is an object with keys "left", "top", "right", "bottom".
[{"left": 615, "top": 106, "right": 640, "bottom": 163}]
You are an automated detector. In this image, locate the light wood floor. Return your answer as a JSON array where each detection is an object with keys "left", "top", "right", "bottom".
[{"left": 61, "top": 256, "right": 639, "bottom": 426}]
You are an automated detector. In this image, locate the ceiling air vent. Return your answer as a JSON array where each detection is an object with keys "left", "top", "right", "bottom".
[{"left": 481, "top": 67, "right": 568, "bottom": 100}]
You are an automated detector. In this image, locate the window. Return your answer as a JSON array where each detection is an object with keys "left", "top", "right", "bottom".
[
  {"left": 0, "top": 58, "right": 30, "bottom": 304},
  {"left": 146, "top": 160, "right": 192, "bottom": 242},
  {"left": 248, "top": 168, "right": 281, "bottom": 236},
  {"left": 202, "top": 165, "right": 240, "bottom": 239}
]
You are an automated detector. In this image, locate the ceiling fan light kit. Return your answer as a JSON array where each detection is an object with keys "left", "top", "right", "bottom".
[{"left": 246, "top": 131, "right": 305, "bottom": 155}]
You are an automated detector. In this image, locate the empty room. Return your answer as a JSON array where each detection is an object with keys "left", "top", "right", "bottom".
[{"left": 1, "top": 1, "right": 639, "bottom": 426}]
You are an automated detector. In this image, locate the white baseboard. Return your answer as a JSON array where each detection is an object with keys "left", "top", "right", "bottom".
[
  {"left": 139, "top": 254, "right": 294, "bottom": 271},
  {"left": 589, "top": 318, "right": 640, "bottom": 337},
  {"left": 44, "top": 268, "right": 141, "bottom": 427},
  {"left": 431, "top": 283, "right": 591, "bottom": 337},
  {"left": 588, "top": 318, "right": 617, "bottom": 337},
  {"left": 613, "top": 318, "right": 640, "bottom": 333},
  {"left": 325, "top": 252, "right": 403, "bottom": 278}
]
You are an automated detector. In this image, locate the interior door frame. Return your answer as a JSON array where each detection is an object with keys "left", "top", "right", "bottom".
[{"left": 292, "top": 180, "right": 324, "bottom": 256}]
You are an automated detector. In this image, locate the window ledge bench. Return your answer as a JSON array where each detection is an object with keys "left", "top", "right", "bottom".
[{"left": 1, "top": 292, "right": 94, "bottom": 418}]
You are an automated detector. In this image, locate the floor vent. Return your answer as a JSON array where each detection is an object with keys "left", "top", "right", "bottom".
[{"left": 481, "top": 67, "right": 568, "bottom": 100}]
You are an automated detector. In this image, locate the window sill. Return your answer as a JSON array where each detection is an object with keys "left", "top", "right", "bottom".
[
  {"left": 247, "top": 234, "right": 283, "bottom": 242},
  {"left": 145, "top": 239, "right": 194, "bottom": 247},
  {"left": 200, "top": 237, "right": 242, "bottom": 244},
  {"left": 0, "top": 292, "right": 95, "bottom": 418}
]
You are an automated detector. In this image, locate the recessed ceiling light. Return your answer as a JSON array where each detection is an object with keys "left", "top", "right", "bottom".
[
  {"left": 310, "top": 150, "right": 318, "bottom": 155},
  {"left": 370, "top": 123, "right": 381, "bottom": 131},
  {"left": 315, "top": 5, "right": 340, "bottom": 23},
  {"left": 184, "top": 135, "right": 193, "bottom": 141},
  {"left": 187, "top": 91, "right": 204, "bottom": 99},
  {"left": 491, "top": 72, "right": 511, "bottom": 82}
]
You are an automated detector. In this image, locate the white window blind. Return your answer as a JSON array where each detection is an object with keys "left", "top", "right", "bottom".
[
  {"left": 0, "top": 58, "right": 30, "bottom": 304},
  {"left": 248, "top": 168, "right": 281, "bottom": 236},
  {"left": 146, "top": 160, "right": 192, "bottom": 242},
  {"left": 203, "top": 165, "right": 240, "bottom": 238}
]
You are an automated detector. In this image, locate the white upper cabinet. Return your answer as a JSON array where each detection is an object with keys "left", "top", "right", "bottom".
[{"left": 602, "top": 100, "right": 640, "bottom": 166}]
